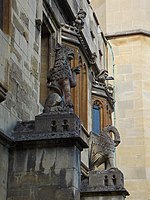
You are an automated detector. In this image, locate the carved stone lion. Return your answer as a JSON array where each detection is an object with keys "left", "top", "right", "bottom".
[
  {"left": 43, "top": 43, "right": 80, "bottom": 113},
  {"left": 90, "top": 125, "right": 120, "bottom": 170}
]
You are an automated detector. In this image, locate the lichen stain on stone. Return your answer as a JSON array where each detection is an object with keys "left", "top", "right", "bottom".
[
  {"left": 50, "top": 162, "right": 67, "bottom": 187},
  {"left": 39, "top": 150, "right": 45, "bottom": 172},
  {"left": 12, "top": 0, "right": 19, "bottom": 15},
  {"left": 27, "top": 149, "right": 36, "bottom": 172}
]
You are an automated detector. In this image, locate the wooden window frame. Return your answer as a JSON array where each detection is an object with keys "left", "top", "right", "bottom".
[{"left": 0, "top": 0, "right": 11, "bottom": 34}]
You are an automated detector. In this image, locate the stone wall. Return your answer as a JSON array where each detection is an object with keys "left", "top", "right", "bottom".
[
  {"left": 91, "top": 0, "right": 150, "bottom": 199},
  {"left": 8, "top": 146, "right": 81, "bottom": 200},
  {"left": 0, "top": 0, "right": 42, "bottom": 134},
  {"left": 108, "top": 35, "right": 150, "bottom": 199},
  {"left": 105, "top": 0, "right": 150, "bottom": 34},
  {"left": 8, "top": 0, "right": 41, "bottom": 120},
  {"left": 89, "top": 0, "right": 106, "bottom": 32},
  {"left": 0, "top": 143, "right": 9, "bottom": 200},
  {"left": 81, "top": 197, "right": 124, "bottom": 200}
]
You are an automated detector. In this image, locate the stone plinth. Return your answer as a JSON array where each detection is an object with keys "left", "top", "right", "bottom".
[
  {"left": 7, "top": 112, "right": 88, "bottom": 200},
  {"left": 81, "top": 168, "right": 129, "bottom": 200}
]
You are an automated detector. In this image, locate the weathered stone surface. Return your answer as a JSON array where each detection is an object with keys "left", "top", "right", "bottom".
[
  {"left": 13, "top": 14, "right": 24, "bottom": 34},
  {"left": 10, "top": 46, "right": 22, "bottom": 63},
  {"left": 90, "top": 126, "right": 120, "bottom": 171},
  {"left": 11, "top": 24, "right": 16, "bottom": 40},
  {"left": 0, "top": 143, "right": 9, "bottom": 200},
  {"left": 10, "top": 62, "right": 22, "bottom": 84},
  {"left": 33, "top": 42, "right": 39, "bottom": 54},
  {"left": 12, "top": 0, "right": 19, "bottom": 15},
  {"left": 7, "top": 112, "right": 89, "bottom": 200},
  {"left": 89, "top": 169, "right": 124, "bottom": 189},
  {"left": 0, "top": 82, "right": 7, "bottom": 103},
  {"left": 81, "top": 196, "right": 125, "bottom": 200},
  {"left": 11, "top": 113, "right": 88, "bottom": 150},
  {"left": 31, "top": 56, "right": 39, "bottom": 79},
  {"left": 20, "top": 12, "right": 29, "bottom": 29},
  {"left": 45, "top": 43, "right": 80, "bottom": 112},
  {"left": 81, "top": 168, "right": 129, "bottom": 200},
  {"left": 35, "top": 112, "right": 81, "bottom": 132},
  {"left": 24, "top": 61, "right": 30, "bottom": 71}
]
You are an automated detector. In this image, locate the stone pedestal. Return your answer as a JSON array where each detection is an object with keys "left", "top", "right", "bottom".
[
  {"left": 7, "top": 112, "right": 88, "bottom": 200},
  {"left": 81, "top": 168, "right": 129, "bottom": 200}
]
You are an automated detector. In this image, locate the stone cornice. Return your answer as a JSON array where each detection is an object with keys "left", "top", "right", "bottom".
[
  {"left": 61, "top": 24, "right": 99, "bottom": 71},
  {"left": 11, "top": 113, "right": 89, "bottom": 151},
  {"left": 106, "top": 29, "right": 150, "bottom": 40}
]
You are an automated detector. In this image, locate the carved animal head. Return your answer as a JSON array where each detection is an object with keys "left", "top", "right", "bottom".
[{"left": 103, "top": 125, "right": 120, "bottom": 147}]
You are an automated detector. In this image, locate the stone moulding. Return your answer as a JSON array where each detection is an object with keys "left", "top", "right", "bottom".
[{"left": 106, "top": 29, "right": 150, "bottom": 40}]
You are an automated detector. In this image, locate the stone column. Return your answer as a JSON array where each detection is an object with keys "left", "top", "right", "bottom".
[{"left": 7, "top": 112, "right": 88, "bottom": 200}]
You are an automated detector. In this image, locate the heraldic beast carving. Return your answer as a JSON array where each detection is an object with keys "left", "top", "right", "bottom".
[
  {"left": 43, "top": 43, "right": 80, "bottom": 112},
  {"left": 90, "top": 125, "right": 120, "bottom": 170}
]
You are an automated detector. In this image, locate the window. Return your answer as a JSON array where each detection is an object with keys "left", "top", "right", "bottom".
[
  {"left": 0, "top": 0, "right": 10, "bottom": 34},
  {"left": 92, "top": 104, "right": 101, "bottom": 135},
  {"left": 92, "top": 100, "right": 103, "bottom": 135}
]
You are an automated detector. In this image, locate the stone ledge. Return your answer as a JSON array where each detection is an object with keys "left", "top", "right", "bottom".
[
  {"left": 105, "top": 29, "right": 150, "bottom": 40},
  {"left": 80, "top": 189, "right": 129, "bottom": 198},
  {"left": 81, "top": 184, "right": 129, "bottom": 198},
  {"left": 81, "top": 185, "right": 129, "bottom": 195},
  {"left": 12, "top": 131, "right": 88, "bottom": 150},
  {"left": 11, "top": 112, "right": 89, "bottom": 150}
]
